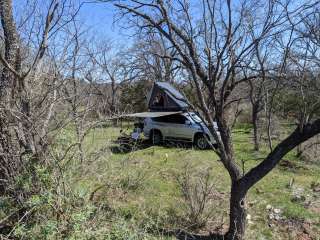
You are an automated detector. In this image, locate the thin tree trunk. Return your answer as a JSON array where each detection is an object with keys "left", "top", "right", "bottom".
[
  {"left": 226, "top": 181, "right": 247, "bottom": 240},
  {"left": 265, "top": 89, "right": 273, "bottom": 152},
  {"left": 296, "top": 144, "right": 303, "bottom": 158},
  {"left": 252, "top": 105, "right": 260, "bottom": 151},
  {"left": 267, "top": 111, "right": 273, "bottom": 152},
  {"left": 111, "top": 78, "right": 116, "bottom": 126}
]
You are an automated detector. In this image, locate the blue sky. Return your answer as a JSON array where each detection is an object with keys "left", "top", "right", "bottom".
[
  {"left": 78, "top": 1, "right": 123, "bottom": 41},
  {"left": 13, "top": 0, "right": 126, "bottom": 43}
]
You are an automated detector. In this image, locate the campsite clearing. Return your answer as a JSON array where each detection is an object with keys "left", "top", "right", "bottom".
[{"left": 51, "top": 123, "right": 320, "bottom": 240}]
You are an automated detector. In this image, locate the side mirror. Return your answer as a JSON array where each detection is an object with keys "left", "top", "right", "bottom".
[{"left": 185, "top": 120, "right": 192, "bottom": 125}]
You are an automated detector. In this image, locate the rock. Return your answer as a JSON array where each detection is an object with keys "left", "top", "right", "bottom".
[
  {"left": 268, "top": 213, "right": 274, "bottom": 220},
  {"left": 273, "top": 208, "right": 281, "bottom": 214},
  {"left": 274, "top": 214, "right": 281, "bottom": 221},
  {"left": 268, "top": 207, "right": 282, "bottom": 221}
]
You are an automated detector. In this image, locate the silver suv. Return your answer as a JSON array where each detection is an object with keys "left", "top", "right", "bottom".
[{"left": 143, "top": 112, "right": 219, "bottom": 149}]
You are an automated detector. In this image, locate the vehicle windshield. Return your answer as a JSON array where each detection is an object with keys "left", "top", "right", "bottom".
[{"left": 189, "top": 113, "right": 203, "bottom": 123}]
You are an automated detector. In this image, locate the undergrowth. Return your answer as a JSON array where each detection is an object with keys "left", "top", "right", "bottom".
[{"left": 1, "top": 124, "right": 319, "bottom": 239}]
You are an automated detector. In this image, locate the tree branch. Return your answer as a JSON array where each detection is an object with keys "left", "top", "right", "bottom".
[{"left": 242, "top": 119, "right": 320, "bottom": 190}]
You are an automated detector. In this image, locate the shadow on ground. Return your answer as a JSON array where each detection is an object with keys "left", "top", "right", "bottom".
[
  {"left": 159, "top": 228, "right": 225, "bottom": 240},
  {"left": 110, "top": 138, "right": 194, "bottom": 154}
]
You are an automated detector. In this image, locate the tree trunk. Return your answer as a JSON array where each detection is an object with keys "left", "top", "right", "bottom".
[
  {"left": 0, "top": 0, "right": 23, "bottom": 199},
  {"left": 111, "top": 79, "right": 116, "bottom": 115},
  {"left": 296, "top": 144, "right": 303, "bottom": 158},
  {"left": 0, "top": 0, "right": 19, "bottom": 101},
  {"left": 225, "top": 181, "right": 247, "bottom": 240},
  {"left": 252, "top": 105, "right": 260, "bottom": 151}
]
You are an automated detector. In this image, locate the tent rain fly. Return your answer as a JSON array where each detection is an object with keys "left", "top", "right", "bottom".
[
  {"left": 147, "top": 82, "right": 189, "bottom": 111},
  {"left": 119, "top": 82, "right": 189, "bottom": 119},
  {"left": 123, "top": 111, "right": 182, "bottom": 118}
]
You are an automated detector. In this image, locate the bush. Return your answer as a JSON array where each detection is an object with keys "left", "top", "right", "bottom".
[{"left": 174, "top": 163, "right": 219, "bottom": 230}]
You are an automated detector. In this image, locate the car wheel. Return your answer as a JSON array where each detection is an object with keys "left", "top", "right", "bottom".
[
  {"left": 150, "top": 130, "right": 162, "bottom": 145},
  {"left": 195, "top": 134, "right": 209, "bottom": 150}
]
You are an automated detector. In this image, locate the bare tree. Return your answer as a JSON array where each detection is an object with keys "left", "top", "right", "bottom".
[
  {"left": 0, "top": 0, "right": 59, "bottom": 201},
  {"left": 248, "top": 79, "right": 264, "bottom": 151},
  {"left": 140, "top": 33, "right": 180, "bottom": 83},
  {"left": 247, "top": 40, "right": 272, "bottom": 151},
  {"left": 112, "top": 1, "right": 320, "bottom": 239},
  {"left": 0, "top": 0, "right": 81, "bottom": 218},
  {"left": 279, "top": 7, "right": 320, "bottom": 157},
  {"left": 88, "top": 41, "right": 128, "bottom": 117}
]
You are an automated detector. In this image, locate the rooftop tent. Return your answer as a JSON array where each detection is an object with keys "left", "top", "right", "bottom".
[
  {"left": 122, "top": 111, "right": 182, "bottom": 118},
  {"left": 147, "top": 82, "right": 189, "bottom": 111}
]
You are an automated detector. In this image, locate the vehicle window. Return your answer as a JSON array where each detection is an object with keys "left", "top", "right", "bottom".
[
  {"left": 152, "top": 115, "right": 170, "bottom": 122},
  {"left": 152, "top": 114, "right": 186, "bottom": 124},
  {"left": 169, "top": 114, "right": 186, "bottom": 124}
]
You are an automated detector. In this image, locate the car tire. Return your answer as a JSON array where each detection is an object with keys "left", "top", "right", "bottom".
[
  {"left": 194, "top": 134, "right": 209, "bottom": 150},
  {"left": 150, "top": 130, "right": 163, "bottom": 145}
]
